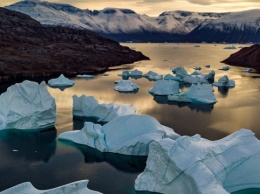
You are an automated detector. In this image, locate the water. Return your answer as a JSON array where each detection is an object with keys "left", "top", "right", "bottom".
[{"left": 0, "top": 43, "right": 259, "bottom": 194}]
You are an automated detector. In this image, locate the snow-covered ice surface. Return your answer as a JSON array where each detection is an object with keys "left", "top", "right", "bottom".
[
  {"left": 213, "top": 75, "right": 235, "bottom": 87},
  {"left": 0, "top": 81, "right": 56, "bottom": 130},
  {"left": 58, "top": 114, "right": 180, "bottom": 156},
  {"left": 48, "top": 74, "right": 75, "bottom": 87},
  {"left": 73, "top": 95, "right": 137, "bottom": 122},
  {"left": 114, "top": 80, "right": 139, "bottom": 92},
  {"left": 135, "top": 129, "right": 260, "bottom": 194},
  {"left": 149, "top": 80, "right": 180, "bottom": 95},
  {"left": 1, "top": 180, "right": 101, "bottom": 194}
]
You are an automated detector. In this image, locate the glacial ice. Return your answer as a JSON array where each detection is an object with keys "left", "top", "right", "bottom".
[
  {"left": 193, "top": 66, "right": 201, "bottom": 70},
  {"left": 135, "top": 129, "right": 260, "bottom": 194},
  {"left": 203, "top": 70, "right": 215, "bottom": 83},
  {"left": 143, "top": 71, "right": 163, "bottom": 81},
  {"left": 76, "top": 74, "right": 95, "bottom": 78},
  {"left": 130, "top": 69, "right": 143, "bottom": 77},
  {"left": 183, "top": 75, "right": 208, "bottom": 84},
  {"left": 114, "top": 80, "right": 139, "bottom": 92},
  {"left": 167, "top": 94, "right": 192, "bottom": 103},
  {"left": 218, "top": 66, "right": 230, "bottom": 71},
  {"left": 143, "top": 71, "right": 158, "bottom": 78},
  {"left": 213, "top": 75, "right": 235, "bottom": 87},
  {"left": 224, "top": 45, "right": 236, "bottom": 49},
  {"left": 48, "top": 74, "right": 75, "bottom": 87},
  {"left": 118, "top": 71, "right": 130, "bottom": 77},
  {"left": 0, "top": 81, "right": 56, "bottom": 130},
  {"left": 164, "top": 74, "right": 182, "bottom": 81},
  {"left": 149, "top": 80, "right": 180, "bottom": 95},
  {"left": 1, "top": 180, "right": 101, "bottom": 194},
  {"left": 242, "top": 68, "right": 252, "bottom": 72},
  {"left": 205, "top": 64, "right": 210, "bottom": 68},
  {"left": 73, "top": 95, "right": 137, "bottom": 122},
  {"left": 171, "top": 66, "right": 188, "bottom": 78},
  {"left": 58, "top": 114, "right": 180, "bottom": 156}
]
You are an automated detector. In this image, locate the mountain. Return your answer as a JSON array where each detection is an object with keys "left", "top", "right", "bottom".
[
  {"left": 185, "top": 10, "right": 260, "bottom": 43},
  {"left": 0, "top": 7, "right": 148, "bottom": 82},
  {"left": 5, "top": 0, "right": 225, "bottom": 42},
  {"left": 222, "top": 44, "right": 260, "bottom": 69}
]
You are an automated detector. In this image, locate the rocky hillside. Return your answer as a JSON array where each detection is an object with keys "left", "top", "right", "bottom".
[
  {"left": 0, "top": 7, "right": 148, "bottom": 82},
  {"left": 222, "top": 44, "right": 260, "bottom": 69}
]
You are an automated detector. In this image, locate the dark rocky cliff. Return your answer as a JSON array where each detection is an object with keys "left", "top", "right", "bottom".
[{"left": 0, "top": 8, "right": 149, "bottom": 82}]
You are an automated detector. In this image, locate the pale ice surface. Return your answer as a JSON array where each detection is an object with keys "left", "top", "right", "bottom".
[
  {"left": 1, "top": 180, "right": 101, "bottom": 194},
  {"left": 135, "top": 129, "right": 260, "bottom": 194},
  {"left": 48, "top": 74, "right": 75, "bottom": 87},
  {"left": 0, "top": 81, "right": 56, "bottom": 130},
  {"left": 143, "top": 71, "right": 163, "bottom": 81},
  {"left": 58, "top": 114, "right": 180, "bottom": 156},
  {"left": 114, "top": 80, "right": 139, "bottom": 92},
  {"left": 149, "top": 80, "right": 180, "bottom": 95},
  {"left": 213, "top": 75, "right": 235, "bottom": 87},
  {"left": 73, "top": 95, "right": 137, "bottom": 122},
  {"left": 76, "top": 74, "right": 95, "bottom": 78}
]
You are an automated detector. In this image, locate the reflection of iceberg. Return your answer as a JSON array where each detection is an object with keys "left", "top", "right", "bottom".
[
  {"left": 135, "top": 129, "right": 260, "bottom": 194},
  {"left": 48, "top": 74, "right": 74, "bottom": 87},
  {"left": 213, "top": 75, "right": 235, "bottom": 88},
  {"left": 2, "top": 180, "right": 101, "bottom": 194},
  {"left": 59, "top": 114, "right": 180, "bottom": 156},
  {"left": 73, "top": 95, "right": 136, "bottom": 122},
  {"left": 114, "top": 80, "right": 139, "bottom": 92},
  {"left": 0, "top": 81, "right": 56, "bottom": 130},
  {"left": 149, "top": 80, "right": 180, "bottom": 95}
]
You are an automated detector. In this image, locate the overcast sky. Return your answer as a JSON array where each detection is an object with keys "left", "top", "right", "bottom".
[{"left": 1, "top": 0, "right": 260, "bottom": 16}]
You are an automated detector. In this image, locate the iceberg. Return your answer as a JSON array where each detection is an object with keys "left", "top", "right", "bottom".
[
  {"left": 213, "top": 75, "right": 235, "bottom": 87},
  {"left": 103, "top": 73, "right": 109, "bottom": 76},
  {"left": 149, "top": 80, "right": 180, "bottom": 95},
  {"left": 135, "top": 129, "right": 260, "bottom": 194},
  {"left": 48, "top": 74, "right": 74, "bottom": 87},
  {"left": 0, "top": 81, "right": 56, "bottom": 130},
  {"left": 171, "top": 66, "right": 188, "bottom": 78},
  {"left": 224, "top": 45, "right": 236, "bottom": 49},
  {"left": 242, "top": 68, "right": 252, "bottom": 72},
  {"left": 118, "top": 70, "right": 130, "bottom": 77},
  {"left": 143, "top": 71, "right": 163, "bottom": 81},
  {"left": 164, "top": 74, "right": 182, "bottom": 81},
  {"left": 193, "top": 66, "right": 201, "bottom": 71},
  {"left": 202, "top": 70, "right": 215, "bottom": 83},
  {"left": 130, "top": 69, "right": 143, "bottom": 77},
  {"left": 143, "top": 71, "right": 158, "bottom": 78},
  {"left": 183, "top": 75, "right": 208, "bottom": 84},
  {"left": 218, "top": 66, "right": 230, "bottom": 71},
  {"left": 76, "top": 74, "right": 95, "bottom": 78},
  {"left": 114, "top": 80, "right": 139, "bottom": 92},
  {"left": 73, "top": 95, "right": 137, "bottom": 122},
  {"left": 167, "top": 94, "right": 192, "bottom": 103},
  {"left": 191, "top": 71, "right": 201, "bottom": 76},
  {"left": 58, "top": 114, "right": 180, "bottom": 156},
  {"left": 1, "top": 180, "right": 101, "bottom": 194}
]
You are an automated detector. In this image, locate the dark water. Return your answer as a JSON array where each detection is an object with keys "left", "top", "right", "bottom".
[{"left": 0, "top": 43, "right": 259, "bottom": 194}]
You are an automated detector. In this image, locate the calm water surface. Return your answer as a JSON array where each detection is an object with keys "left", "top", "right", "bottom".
[{"left": 0, "top": 43, "right": 259, "bottom": 194}]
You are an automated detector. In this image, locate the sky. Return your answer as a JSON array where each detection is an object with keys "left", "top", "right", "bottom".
[{"left": 1, "top": 0, "right": 260, "bottom": 16}]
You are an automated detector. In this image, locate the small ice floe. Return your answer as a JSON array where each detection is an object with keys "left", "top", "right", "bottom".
[
  {"left": 242, "top": 68, "right": 252, "bottom": 72},
  {"left": 1, "top": 180, "right": 101, "bottom": 194},
  {"left": 143, "top": 71, "right": 163, "bottom": 81},
  {"left": 224, "top": 45, "right": 236, "bottom": 49},
  {"left": 171, "top": 66, "right": 188, "bottom": 78},
  {"left": 135, "top": 129, "right": 260, "bottom": 194},
  {"left": 212, "top": 75, "right": 235, "bottom": 88},
  {"left": 58, "top": 114, "right": 180, "bottom": 156},
  {"left": 164, "top": 74, "right": 182, "bottom": 81},
  {"left": 218, "top": 66, "right": 230, "bottom": 71},
  {"left": 0, "top": 81, "right": 56, "bottom": 130},
  {"left": 149, "top": 80, "right": 180, "bottom": 95},
  {"left": 129, "top": 69, "right": 143, "bottom": 79},
  {"left": 167, "top": 95, "right": 191, "bottom": 103},
  {"left": 103, "top": 73, "right": 110, "bottom": 76},
  {"left": 76, "top": 74, "right": 95, "bottom": 78},
  {"left": 48, "top": 74, "right": 74, "bottom": 87},
  {"left": 193, "top": 66, "right": 201, "bottom": 71},
  {"left": 73, "top": 95, "right": 136, "bottom": 122},
  {"left": 183, "top": 75, "right": 208, "bottom": 84},
  {"left": 205, "top": 64, "right": 210, "bottom": 68},
  {"left": 118, "top": 70, "right": 130, "bottom": 77},
  {"left": 114, "top": 80, "right": 139, "bottom": 92}
]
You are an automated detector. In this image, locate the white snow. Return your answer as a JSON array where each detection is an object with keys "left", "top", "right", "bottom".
[
  {"left": 149, "top": 80, "right": 180, "bottom": 95},
  {"left": 1, "top": 180, "right": 101, "bottom": 194},
  {"left": 114, "top": 80, "right": 139, "bottom": 92},
  {"left": 213, "top": 75, "right": 235, "bottom": 87},
  {"left": 135, "top": 129, "right": 260, "bottom": 194},
  {"left": 58, "top": 114, "right": 180, "bottom": 156},
  {"left": 0, "top": 81, "right": 56, "bottom": 130},
  {"left": 48, "top": 74, "right": 74, "bottom": 87},
  {"left": 73, "top": 95, "right": 137, "bottom": 122}
]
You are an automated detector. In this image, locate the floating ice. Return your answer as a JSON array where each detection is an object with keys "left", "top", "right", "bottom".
[
  {"left": 203, "top": 70, "right": 215, "bottom": 83},
  {"left": 242, "top": 68, "right": 252, "bottom": 72},
  {"left": 118, "top": 71, "right": 130, "bottom": 77},
  {"left": 167, "top": 94, "right": 191, "bottom": 103},
  {"left": 213, "top": 75, "right": 235, "bottom": 87},
  {"left": 130, "top": 69, "right": 143, "bottom": 77},
  {"left": 114, "top": 80, "right": 139, "bottom": 92},
  {"left": 0, "top": 81, "right": 56, "bottom": 130},
  {"left": 194, "top": 45, "right": 200, "bottom": 47},
  {"left": 73, "top": 95, "right": 137, "bottom": 122},
  {"left": 103, "top": 73, "right": 109, "bottom": 76},
  {"left": 183, "top": 75, "right": 207, "bottom": 84},
  {"left": 1, "top": 180, "right": 101, "bottom": 194},
  {"left": 224, "top": 45, "right": 236, "bottom": 49},
  {"left": 191, "top": 71, "right": 201, "bottom": 76},
  {"left": 205, "top": 64, "right": 210, "bottom": 68},
  {"left": 135, "top": 129, "right": 260, "bottom": 194},
  {"left": 143, "top": 71, "right": 157, "bottom": 78},
  {"left": 143, "top": 71, "right": 163, "bottom": 81},
  {"left": 149, "top": 80, "right": 180, "bottom": 95},
  {"left": 48, "top": 74, "right": 74, "bottom": 87},
  {"left": 218, "top": 66, "right": 230, "bottom": 71},
  {"left": 58, "top": 114, "right": 180, "bottom": 156},
  {"left": 193, "top": 66, "right": 201, "bottom": 70},
  {"left": 171, "top": 66, "right": 188, "bottom": 78},
  {"left": 76, "top": 74, "right": 95, "bottom": 78},
  {"left": 164, "top": 74, "right": 182, "bottom": 81}
]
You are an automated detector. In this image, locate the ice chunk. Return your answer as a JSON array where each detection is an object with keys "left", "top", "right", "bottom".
[
  {"left": 224, "top": 45, "right": 236, "bottom": 49},
  {"left": 164, "top": 74, "right": 182, "bottom": 81},
  {"left": 48, "top": 74, "right": 74, "bottom": 87},
  {"left": 242, "top": 68, "right": 252, "bottom": 72},
  {"left": 118, "top": 70, "right": 130, "bottom": 77},
  {"left": 58, "top": 114, "right": 180, "bottom": 156},
  {"left": 183, "top": 75, "right": 208, "bottom": 84},
  {"left": 0, "top": 81, "right": 56, "bottom": 130},
  {"left": 103, "top": 73, "right": 109, "bottom": 76},
  {"left": 143, "top": 71, "right": 158, "bottom": 78},
  {"left": 114, "top": 80, "right": 139, "bottom": 92},
  {"left": 202, "top": 70, "right": 215, "bottom": 83},
  {"left": 1, "top": 180, "right": 101, "bottom": 194},
  {"left": 191, "top": 71, "right": 201, "bottom": 76},
  {"left": 171, "top": 66, "right": 188, "bottom": 78},
  {"left": 213, "top": 75, "right": 235, "bottom": 87},
  {"left": 130, "top": 69, "right": 143, "bottom": 77},
  {"left": 193, "top": 66, "right": 201, "bottom": 71},
  {"left": 218, "top": 66, "right": 230, "bottom": 71},
  {"left": 143, "top": 71, "right": 163, "bottom": 81},
  {"left": 167, "top": 94, "right": 192, "bottom": 103},
  {"left": 205, "top": 64, "right": 210, "bottom": 68},
  {"left": 76, "top": 74, "right": 95, "bottom": 78},
  {"left": 149, "top": 80, "right": 180, "bottom": 95},
  {"left": 73, "top": 95, "right": 137, "bottom": 122},
  {"left": 135, "top": 129, "right": 260, "bottom": 194}
]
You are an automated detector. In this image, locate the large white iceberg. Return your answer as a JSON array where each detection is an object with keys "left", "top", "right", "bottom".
[
  {"left": 213, "top": 75, "right": 235, "bottom": 87},
  {"left": 73, "top": 95, "right": 137, "bottom": 122},
  {"left": 168, "top": 83, "right": 217, "bottom": 104},
  {"left": 114, "top": 80, "right": 139, "bottom": 92},
  {"left": 135, "top": 129, "right": 260, "bottom": 194},
  {"left": 171, "top": 66, "right": 188, "bottom": 78},
  {"left": 0, "top": 81, "right": 56, "bottom": 130},
  {"left": 1, "top": 180, "right": 101, "bottom": 194},
  {"left": 58, "top": 114, "right": 180, "bottom": 156},
  {"left": 48, "top": 74, "right": 74, "bottom": 87},
  {"left": 149, "top": 80, "right": 180, "bottom": 95}
]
